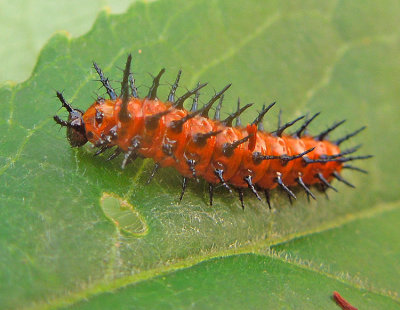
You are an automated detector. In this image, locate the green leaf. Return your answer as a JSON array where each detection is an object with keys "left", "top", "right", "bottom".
[
  {"left": 64, "top": 253, "right": 400, "bottom": 310},
  {"left": 1, "top": 0, "right": 399, "bottom": 309},
  {"left": 60, "top": 203, "right": 400, "bottom": 310},
  {"left": 271, "top": 202, "right": 400, "bottom": 302}
]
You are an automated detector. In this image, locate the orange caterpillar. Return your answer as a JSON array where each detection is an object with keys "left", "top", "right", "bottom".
[{"left": 54, "top": 55, "right": 371, "bottom": 208}]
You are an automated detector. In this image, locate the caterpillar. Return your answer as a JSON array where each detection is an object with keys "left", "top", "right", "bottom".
[{"left": 54, "top": 54, "right": 371, "bottom": 208}]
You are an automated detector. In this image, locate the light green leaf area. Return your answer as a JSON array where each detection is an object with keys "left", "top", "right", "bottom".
[
  {"left": 100, "top": 193, "right": 148, "bottom": 236},
  {"left": 0, "top": 0, "right": 399, "bottom": 309}
]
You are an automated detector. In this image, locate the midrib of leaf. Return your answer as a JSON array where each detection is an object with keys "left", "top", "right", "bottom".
[
  {"left": 264, "top": 248, "right": 400, "bottom": 305},
  {"left": 26, "top": 199, "right": 400, "bottom": 310}
]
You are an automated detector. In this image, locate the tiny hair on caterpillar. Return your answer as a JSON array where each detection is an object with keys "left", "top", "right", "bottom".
[{"left": 53, "top": 54, "right": 372, "bottom": 209}]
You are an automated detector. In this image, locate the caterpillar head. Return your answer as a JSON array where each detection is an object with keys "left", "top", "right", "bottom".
[{"left": 53, "top": 91, "right": 88, "bottom": 147}]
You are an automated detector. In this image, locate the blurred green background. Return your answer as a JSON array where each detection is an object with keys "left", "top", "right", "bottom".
[{"left": 0, "top": 0, "right": 135, "bottom": 83}]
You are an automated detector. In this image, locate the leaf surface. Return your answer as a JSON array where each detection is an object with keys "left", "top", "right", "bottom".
[{"left": 0, "top": 0, "right": 399, "bottom": 309}]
